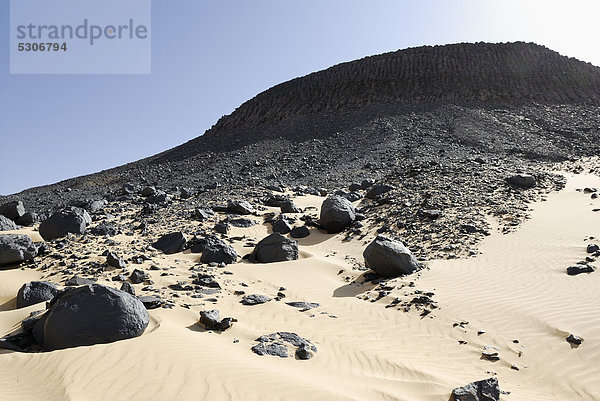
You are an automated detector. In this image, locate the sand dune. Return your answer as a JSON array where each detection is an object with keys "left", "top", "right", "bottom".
[{"left": 0, "top": 173, "right": 599, "bottom": 400}]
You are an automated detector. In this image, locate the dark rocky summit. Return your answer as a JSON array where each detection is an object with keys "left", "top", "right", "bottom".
[{"left": 1, "top": 43, "right": 600, "bottom": 264}]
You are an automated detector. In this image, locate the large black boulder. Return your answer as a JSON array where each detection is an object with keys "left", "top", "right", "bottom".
[
  {"left": 39, "top": 210, "right": 87, "bottom": 241},
  {"left": 0, "top": 200, "right": 25, "bottom": 221},
  {"left": 152, "top": 232, "right": 186, "bottom": 254},
  {"left": 249, "top": 233, "right": 298, "bottom": 263},
  {"left": 200, "top": 237, "right": 238, "bottom": 265},
  {"left": 451, "top": 377, "right": 500, "bottom": 401},
  {"left": 0, "top": 215, "right": 18, "bottom": 231},
  {"left": 17, "top": 281, "right": 59, "bottom": 308},
  {"left": 319, "top": 196, "right": 356, "bottom": 233},
  {"left": 40, "top": 284, "right": 149, "bottom": 350},
  {"left": 363, "top": 235, "right": 420, "bottom": 277},
  {"left": 0, "top": 234, "right": 37, "bottom": 266}
]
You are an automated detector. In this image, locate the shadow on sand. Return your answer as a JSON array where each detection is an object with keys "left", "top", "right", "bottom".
[
  {"left": 0, "top": 298, "right": 16, "bottom": 312},
  {"left": 332, "top": 272, "right": 380, "bottom": 298}
]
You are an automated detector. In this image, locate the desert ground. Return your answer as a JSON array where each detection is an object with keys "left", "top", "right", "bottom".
[{"left": 0, "top": 167, "right": 598, "bottom": 401}]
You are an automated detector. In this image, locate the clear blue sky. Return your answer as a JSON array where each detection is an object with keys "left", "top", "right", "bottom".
[{"left": 1, "top": 0, "right": 599, "bottom": 195}]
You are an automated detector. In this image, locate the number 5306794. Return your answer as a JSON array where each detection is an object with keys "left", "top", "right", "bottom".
[{"left": 17, "top": 42, "right": 67, "bottom": 51}]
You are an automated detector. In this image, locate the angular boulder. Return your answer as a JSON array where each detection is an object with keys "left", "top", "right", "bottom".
[
  {"left": 200, "top": 237, "right": 238, "bottom": 265},
  {"left": 319, "top": 196, "right": 356, "bottom": 233},
  {"left": 271, "top": 218, "right": 292, "bottom": 234},
  {"left": 40, "top": 284, "right": 149, "bottom": 350},
  {"left": 17, "top": 281, "right": 59, "bottom": 308},
  {"left": 129, "top": 269, "right": 149, "bottom": 284},
  {"left": 249, "top": 233, "right": 298, "bottom": 263},
  {"left": 227, "top": 200, "right": 254, "bottom": 215},
  {"left": 0, "top": 215, "right": 18, "bottom": 231},
  {"left": 198, "top": 309, "right": 235, "bottom": 331},
  {"left": 363, "top": 235, "right": 420, "bottom": 277},
  {"left": 0, "top": 200, "right": 25, "bottom": 221},
  {"left": 69, "top": 207, "right": 92, "bottom": 225},
  {"left": 106, "top": 251, "right": 127, "bottom": 269},
  {"left": 0, "top": 234, "right": 37, "bottom": 266},
  {"left": 451, "top": 377, "right": 500, "bottom": 401},
  {"left": 152, "top": 232, "right": 186, "bottom": 254},
  {"left": 39, "top": 210, "right": 87, "bottom": 241}
]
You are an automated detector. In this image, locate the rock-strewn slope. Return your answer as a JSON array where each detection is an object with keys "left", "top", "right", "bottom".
[{"left": 2, "top": 42, "right": 600, "bottom": 216}]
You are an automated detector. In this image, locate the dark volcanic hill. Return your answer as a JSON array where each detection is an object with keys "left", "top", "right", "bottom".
[
  {"left": 3, "top": 42, "right": 600, "bottom": 223},
  {"left": 156, "top": 41, "right": 600, "bottom": 160}
]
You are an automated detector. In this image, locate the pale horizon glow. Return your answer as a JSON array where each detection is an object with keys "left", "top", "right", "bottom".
[{"left": 1, "top": 0, "right": 600, "bottom": 195}]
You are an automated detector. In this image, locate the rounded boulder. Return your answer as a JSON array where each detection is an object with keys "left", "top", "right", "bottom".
[
  {"left": 39, "top": 210, "right": 87, "bottom": 241},
  {"left": 319, "top": 196, "right": 356, "bottom": 233},
  {"left": 42, "top": 284, "right": 149, "bottom": 350},
  {"left": 250, "top": 233, "right": 298, "bottom": 263},
  {"left": 363, "top": 235, "right": 420, "bottom": 277},
  {"left": 17, "top": 281, "right": 59, "bottom": 308}
]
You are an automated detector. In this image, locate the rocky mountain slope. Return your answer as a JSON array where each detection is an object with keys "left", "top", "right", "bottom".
[{"left": 3, "top": 42, "right": 600, "bottom": 227}]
